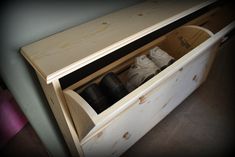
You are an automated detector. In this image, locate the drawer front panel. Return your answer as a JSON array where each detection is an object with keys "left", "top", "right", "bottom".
[{"left": 82, "top": 43, "right": 217, "bottom": 157}]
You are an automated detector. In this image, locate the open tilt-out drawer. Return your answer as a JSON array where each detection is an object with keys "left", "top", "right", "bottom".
[{"left": 21, "top": 1, "right": 235, "bottom": 157}]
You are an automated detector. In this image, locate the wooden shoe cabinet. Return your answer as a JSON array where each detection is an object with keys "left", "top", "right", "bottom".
[{"left": 21, "top": 0, "right": 235, "bottom": 156}]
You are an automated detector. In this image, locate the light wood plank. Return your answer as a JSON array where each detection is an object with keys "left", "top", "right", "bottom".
[
  {"left": 21, "top": 0, "right": 215, "bottom": 84},
  {"left": 64, "top": 90, "right": 97, "bottom": 140}
]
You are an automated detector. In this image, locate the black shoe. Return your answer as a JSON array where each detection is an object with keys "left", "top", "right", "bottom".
[
  {"left": 100, "top": 72, "right": 129, "bottom": 104},
  {"left": 79, "top": 83, "right": 109, "bottom": 114}
]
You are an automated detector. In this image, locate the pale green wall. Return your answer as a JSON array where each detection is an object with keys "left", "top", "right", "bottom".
[{"left": 0, "top": 1, "right": 142, "bottom": 156}]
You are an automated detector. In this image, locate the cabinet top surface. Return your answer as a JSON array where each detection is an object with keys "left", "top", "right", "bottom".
[{"left": 21, "top": 0, "right": 214, "bottom": 84}]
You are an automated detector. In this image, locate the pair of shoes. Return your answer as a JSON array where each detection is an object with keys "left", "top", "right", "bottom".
[
  {"left": 126, "top": 47, "right": 174, "bottom": 91},
  {"left": 78, "top": 72, "right": 128, "bottom": 113},
  {"left": 149, "top": 46, "right": 175, "bottom": 70},
  {"left": 126, "top": 55, "right": 160, "bottom": 92},
  {"left": 100, "top": 72, "right": 129, "bottom": 104},
  {"left": 79, "top": 83, "right": 109, "bottom": 114}
]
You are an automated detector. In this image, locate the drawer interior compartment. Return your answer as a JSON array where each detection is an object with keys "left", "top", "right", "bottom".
[{"left": 63, "top": 25, "right": 213, "bottom": 141}]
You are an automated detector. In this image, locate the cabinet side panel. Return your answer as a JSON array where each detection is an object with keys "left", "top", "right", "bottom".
[
  {"left": 37, "top": 76, "right": 83, "bottom": 157},
  {"left": 64, "top": 90, "right": 97, "bottom": 140}
]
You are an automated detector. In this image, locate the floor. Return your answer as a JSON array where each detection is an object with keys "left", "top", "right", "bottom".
[
  {"left": 0, "top": 123, "right": 49, "bottom": 157},
  {"left": 1, "top": 36, "right": 235, "bottom": 157}
]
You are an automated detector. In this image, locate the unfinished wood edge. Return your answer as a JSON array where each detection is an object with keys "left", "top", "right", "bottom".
[
  {"left": 21, "top": 48, "right": 48, "bottom": 83},
  {"left": 36, "top": 74, "right": 83, "bottom": 157},
  {"left": 64, "top": 89, "right": 98, "bottom": 121},
  {"left": 183, "top": 25, "right": 214, "bottom": 36},
  {"left": 66, "top": 36, "right": 166, "bottom": 90},
  {"left": 165, "top": 24, "right": 213, "bottom": 41},
  {"left": 201, "top": 43, "right": 219, "bottom": 83},
  {"left": 64, "top": 89, "right": 97, "bottom": 141}
]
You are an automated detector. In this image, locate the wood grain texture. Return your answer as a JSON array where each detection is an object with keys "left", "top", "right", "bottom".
[
  {"left": 21, "top": 0, "right": 215, "bottom": 84},
  {"left": 63, "top": 90, "right": 97, "bottom": 140}
]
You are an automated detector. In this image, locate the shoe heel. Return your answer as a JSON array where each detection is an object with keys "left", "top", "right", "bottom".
[
  {"left": 100, "top": 72, "right": 129, "bottom": 104},
  {"left": 79, "top": 83, "right": 109, "bottom": 113}
]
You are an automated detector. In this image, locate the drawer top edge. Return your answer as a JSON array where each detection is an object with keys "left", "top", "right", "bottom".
[{"left": 21, "top": 0, "right": 216, "bottom": 84}]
